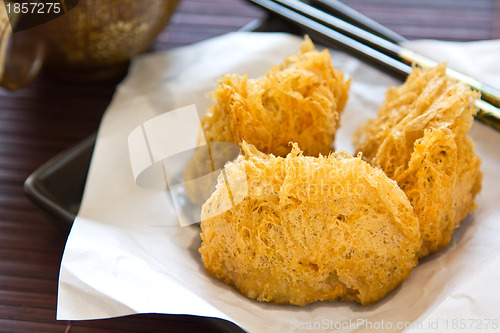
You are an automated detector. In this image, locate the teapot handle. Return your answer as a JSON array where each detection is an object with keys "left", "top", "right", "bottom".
[{"left": 0, "top": 2, "right": 45, "bottom": 90}]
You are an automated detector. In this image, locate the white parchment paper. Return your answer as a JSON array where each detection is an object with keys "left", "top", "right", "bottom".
[{"left": 57, "top": 32, "right": 500, "bottom": 332}]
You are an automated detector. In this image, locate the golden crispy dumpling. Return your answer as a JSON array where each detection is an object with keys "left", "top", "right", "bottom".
[
  {"left": 185, "top": 36, "right": 350, "bottom": 205},
  {"left": 354, "top": 64, "right": 482, "bottom": 258},
  {"left": 199, "top": 142, "right": 421, "bottom": 306},
  {"left": 201, "top": 36, "right": 350, "bottom": 157}
]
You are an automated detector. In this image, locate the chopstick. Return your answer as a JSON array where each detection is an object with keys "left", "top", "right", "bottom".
[
  {"left": 308, "top": 0, "right": 407, "bottom": 44},
  {"left": 249, "top": 0, "right": 412, "bottom": 78},
  {"left": 308, "top": 0, "right": 500, "bottom": 131},
  {"left": 247, "top": 0, "right": 500, "bottom": 131},
  {"left": 296, "top": 0, "right": 500, "bottom": 107},
  {"left": 268, "top": 0, "right": 500, "bottom": 108}
]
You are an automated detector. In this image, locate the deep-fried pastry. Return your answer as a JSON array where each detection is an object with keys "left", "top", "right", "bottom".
[
  {"left": 354, "top": 64, "right": 482, "bottom": 258},
  {"left": 199, "top": 142, "right": 421, "bottom": 306},
  {"left": 185, "top": 36, "right": 351, "bottom": 205},
  {"left": 201, "top": 36, "right": 350, "bottom": 157}
]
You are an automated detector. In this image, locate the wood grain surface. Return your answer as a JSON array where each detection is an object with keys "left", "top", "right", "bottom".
[{"left": 0, "top": 0, "right": 497, "bottom": 332}]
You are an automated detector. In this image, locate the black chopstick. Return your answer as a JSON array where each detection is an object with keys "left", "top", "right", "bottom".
[
  {"left": 271, "top": 0, "right": 500, "bottom": 108},
  {"left": 306, "top": 0, "right": 500, "bottom": 131},
  {"left": 270, "top": 0, "right": 403, "bottom": 59},
  {"left": 247, "top": 0, "right": 500, "bottom": 131},
  {"left": 248, "top": 0, "right": 412, "bottom": 78},
  {"left": 309, "top": 0, "right": 407, "bottom": 44}
]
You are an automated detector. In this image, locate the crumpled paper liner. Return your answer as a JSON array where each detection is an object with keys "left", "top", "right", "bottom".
[{"left": 57, "top": 32, "right": 500, "bottom": 332}]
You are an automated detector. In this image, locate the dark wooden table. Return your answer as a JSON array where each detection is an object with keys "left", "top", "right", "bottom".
[{"left": 1, "top": 0, "right": 498, "bottom": 332}]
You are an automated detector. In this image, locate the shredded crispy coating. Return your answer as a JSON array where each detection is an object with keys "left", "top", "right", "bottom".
[
  {"left": 201, "top": 36, "right": 350, "bottom": 157},
  {"left": 185, "top": 36, "right": 350, "bottom": 204},
  {"left": 354, "top": 64, "right": 482, "bottom": 258},
  {"left": 199, "top": 142, "right": 420, "bottom": 306}
]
